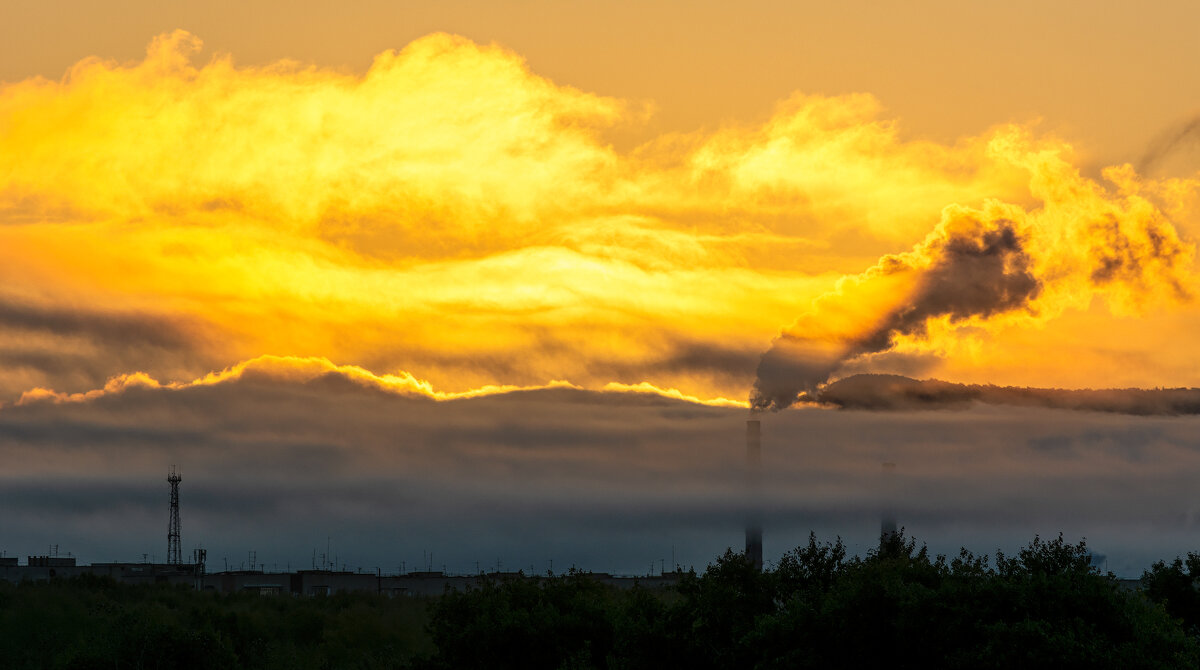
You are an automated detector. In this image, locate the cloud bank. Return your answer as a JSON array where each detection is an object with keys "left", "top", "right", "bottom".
[
  {"left": 1, "top": 32, "right": 1197, "bottom": 406},
  {"left": 3, "top": 362, "right": 1200, "bottom": 576}
]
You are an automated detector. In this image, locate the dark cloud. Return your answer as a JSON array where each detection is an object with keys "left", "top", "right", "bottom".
[
  {"left": 0, "top": 295, "right": 217, "bottom": 400},
  {"left": 0, "top": 297, "right": 199, "bottom": 349},
  {"left": 4, "top": 368, "right": 1200, "bottom": 576},
  {"left": 641, "top": 340, "right": 761, "bottom": 379},
  {"left": 357, "top": 336, "right": 761, "bottom": 393},
  {"left": 816, "top": 374, "right": 1200, "bottom": 415}
]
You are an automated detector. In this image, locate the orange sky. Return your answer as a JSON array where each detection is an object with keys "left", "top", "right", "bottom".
[
  {"left": 1, "top": 4, "right": 1199, "bottom": 408},
  {"left": 5, "top": 3, "right": 1200, "bottom": 573},
  {"left": 6, "top": 1, "right": 1200, "bottom": 165}
]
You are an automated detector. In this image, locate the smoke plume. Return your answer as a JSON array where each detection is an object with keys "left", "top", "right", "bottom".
[
  {"left": 751, "top": 210, "right": 1040, "bottom": 411},
  {"left": 750, "top": 132, "right": 1198, "bottom": 412},
  {"left": 1139, "top": 116, "right": 1200, "bottom": 176}
]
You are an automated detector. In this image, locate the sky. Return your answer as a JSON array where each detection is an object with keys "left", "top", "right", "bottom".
[{"left": 1, "top": 1, "right": 1200, "bottom": 576}]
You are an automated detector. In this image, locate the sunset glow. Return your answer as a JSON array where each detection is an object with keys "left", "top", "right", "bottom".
[
  {"left": 3, "top": 5, "right": 1200, "bottom": 576},
  {"left": 3, "top": 31, "right": 1197, "bottom": 409}
]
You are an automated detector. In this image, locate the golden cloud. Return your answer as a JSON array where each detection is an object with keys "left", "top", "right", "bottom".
[{"left": 0, "top": 32, "right": 1197, "bottom": 406}]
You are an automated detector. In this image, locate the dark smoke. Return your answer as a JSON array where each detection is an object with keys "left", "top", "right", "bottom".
[
  {"left": 749, "top": 334, "right": 843, "bottom": 414},
  {"left": 1138, "top": 116, "right": 1200, "bottom": 176},
  {"left": 751, "top": 216, "right": 1040, "bottom": 411},
  {"left": 816, "top": 374, "right": 1200, "bottom": 416},
  {"left": 852, "top": 222, "right": 1038, "bottom": 354}
]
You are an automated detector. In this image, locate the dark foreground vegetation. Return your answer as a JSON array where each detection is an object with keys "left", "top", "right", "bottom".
[
  {"left": 7, "top": 533, "right": 1200, "bottom": 669},
  {"left": 0, "top": 576, "right": 432, "bottom": 669}
]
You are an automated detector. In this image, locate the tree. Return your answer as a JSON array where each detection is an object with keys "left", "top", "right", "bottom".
[{"left": 1143, "top": 552, "right": 1200, "bottom": 632}]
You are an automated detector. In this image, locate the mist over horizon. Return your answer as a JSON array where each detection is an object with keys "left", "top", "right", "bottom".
[{"left": 2, "top": 362, "right": 1200, "bottom": 579}]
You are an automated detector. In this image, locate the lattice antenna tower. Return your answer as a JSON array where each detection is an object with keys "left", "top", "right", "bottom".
[{"left": 167, "top": 466, "right": 182, "bottom": 565}]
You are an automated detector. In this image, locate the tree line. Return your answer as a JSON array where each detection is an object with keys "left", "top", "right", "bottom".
[{"left": 5, "top": 532, "right": 1200, "bottom": 668}]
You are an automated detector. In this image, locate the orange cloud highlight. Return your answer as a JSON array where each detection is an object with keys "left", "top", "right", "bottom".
[
  {"left": 0, "top": 32, "right": 1197, "bottom": 407},
  {"left": 15, "top": 355, "right": 746, "bottom": 408}
]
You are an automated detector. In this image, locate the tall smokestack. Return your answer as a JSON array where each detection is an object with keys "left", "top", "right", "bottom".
[
  {"left": 880, "top": 461, "right": 897, "bottom": 545},
  {"left": 745, "top": 419, "right": 762, "bottom": 570}
]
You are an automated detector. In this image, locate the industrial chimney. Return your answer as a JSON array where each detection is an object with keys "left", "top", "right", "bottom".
[
  {"left": 880, "top": 461, "right": 897, "bottom": 545},
  {"left": 745, "top": 419, "right": 763, "bottom": 570}
]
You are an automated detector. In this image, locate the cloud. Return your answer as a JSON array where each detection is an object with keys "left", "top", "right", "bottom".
[
  {"left": 13, "top": 354, "right": 746, "bottom": 408},
  {"left": 6, "top": 32, "right": 1194, "bottom": 405},
  {"left": 2, "top": 364, "right": 1200, "bottom": 575},
  {"left": 815, "top": 374, "right": 1200, "bottom": 416},
  {"left": 0, "top": 31, "right": 625, "bottom": 242},
  {"left": 0, "top": 293, "right": 218, "bottom": 401},
  {"left": 0, "top": 296, "right": 197, "bottom": 349}
]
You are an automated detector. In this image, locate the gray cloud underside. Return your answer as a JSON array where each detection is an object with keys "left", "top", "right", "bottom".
[
  {"left": 0, "top": 297, "right": 198, "bottom": 350},
  {"left": 0, "top": 295, "right": 760, "bottom": 405},
  {"left": 3, "top": 371, "right": 1200, "bottom": 576},
  {"left": 353, "top": 337, "right": 762, "bottom": 391},
  {"left": 0, "top": 295, "right": 217, "bottom": 399}
]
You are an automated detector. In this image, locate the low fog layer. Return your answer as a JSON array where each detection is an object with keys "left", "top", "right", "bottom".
[{"left": 2, "top": 364, "right": 1200, "bottom": 577}]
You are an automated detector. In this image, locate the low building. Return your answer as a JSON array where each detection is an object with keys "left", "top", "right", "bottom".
[{"left": 0, "top": 559, "right": 682, "bottom": 595}]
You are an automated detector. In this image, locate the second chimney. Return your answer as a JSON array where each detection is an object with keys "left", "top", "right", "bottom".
[{"left": 745, "top": 419, "right": 763, "bottom": 570}]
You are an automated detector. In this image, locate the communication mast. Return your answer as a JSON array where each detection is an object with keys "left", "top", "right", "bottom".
[{"left": 167, "top": 466, "right": 182, "bottom": 565}]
